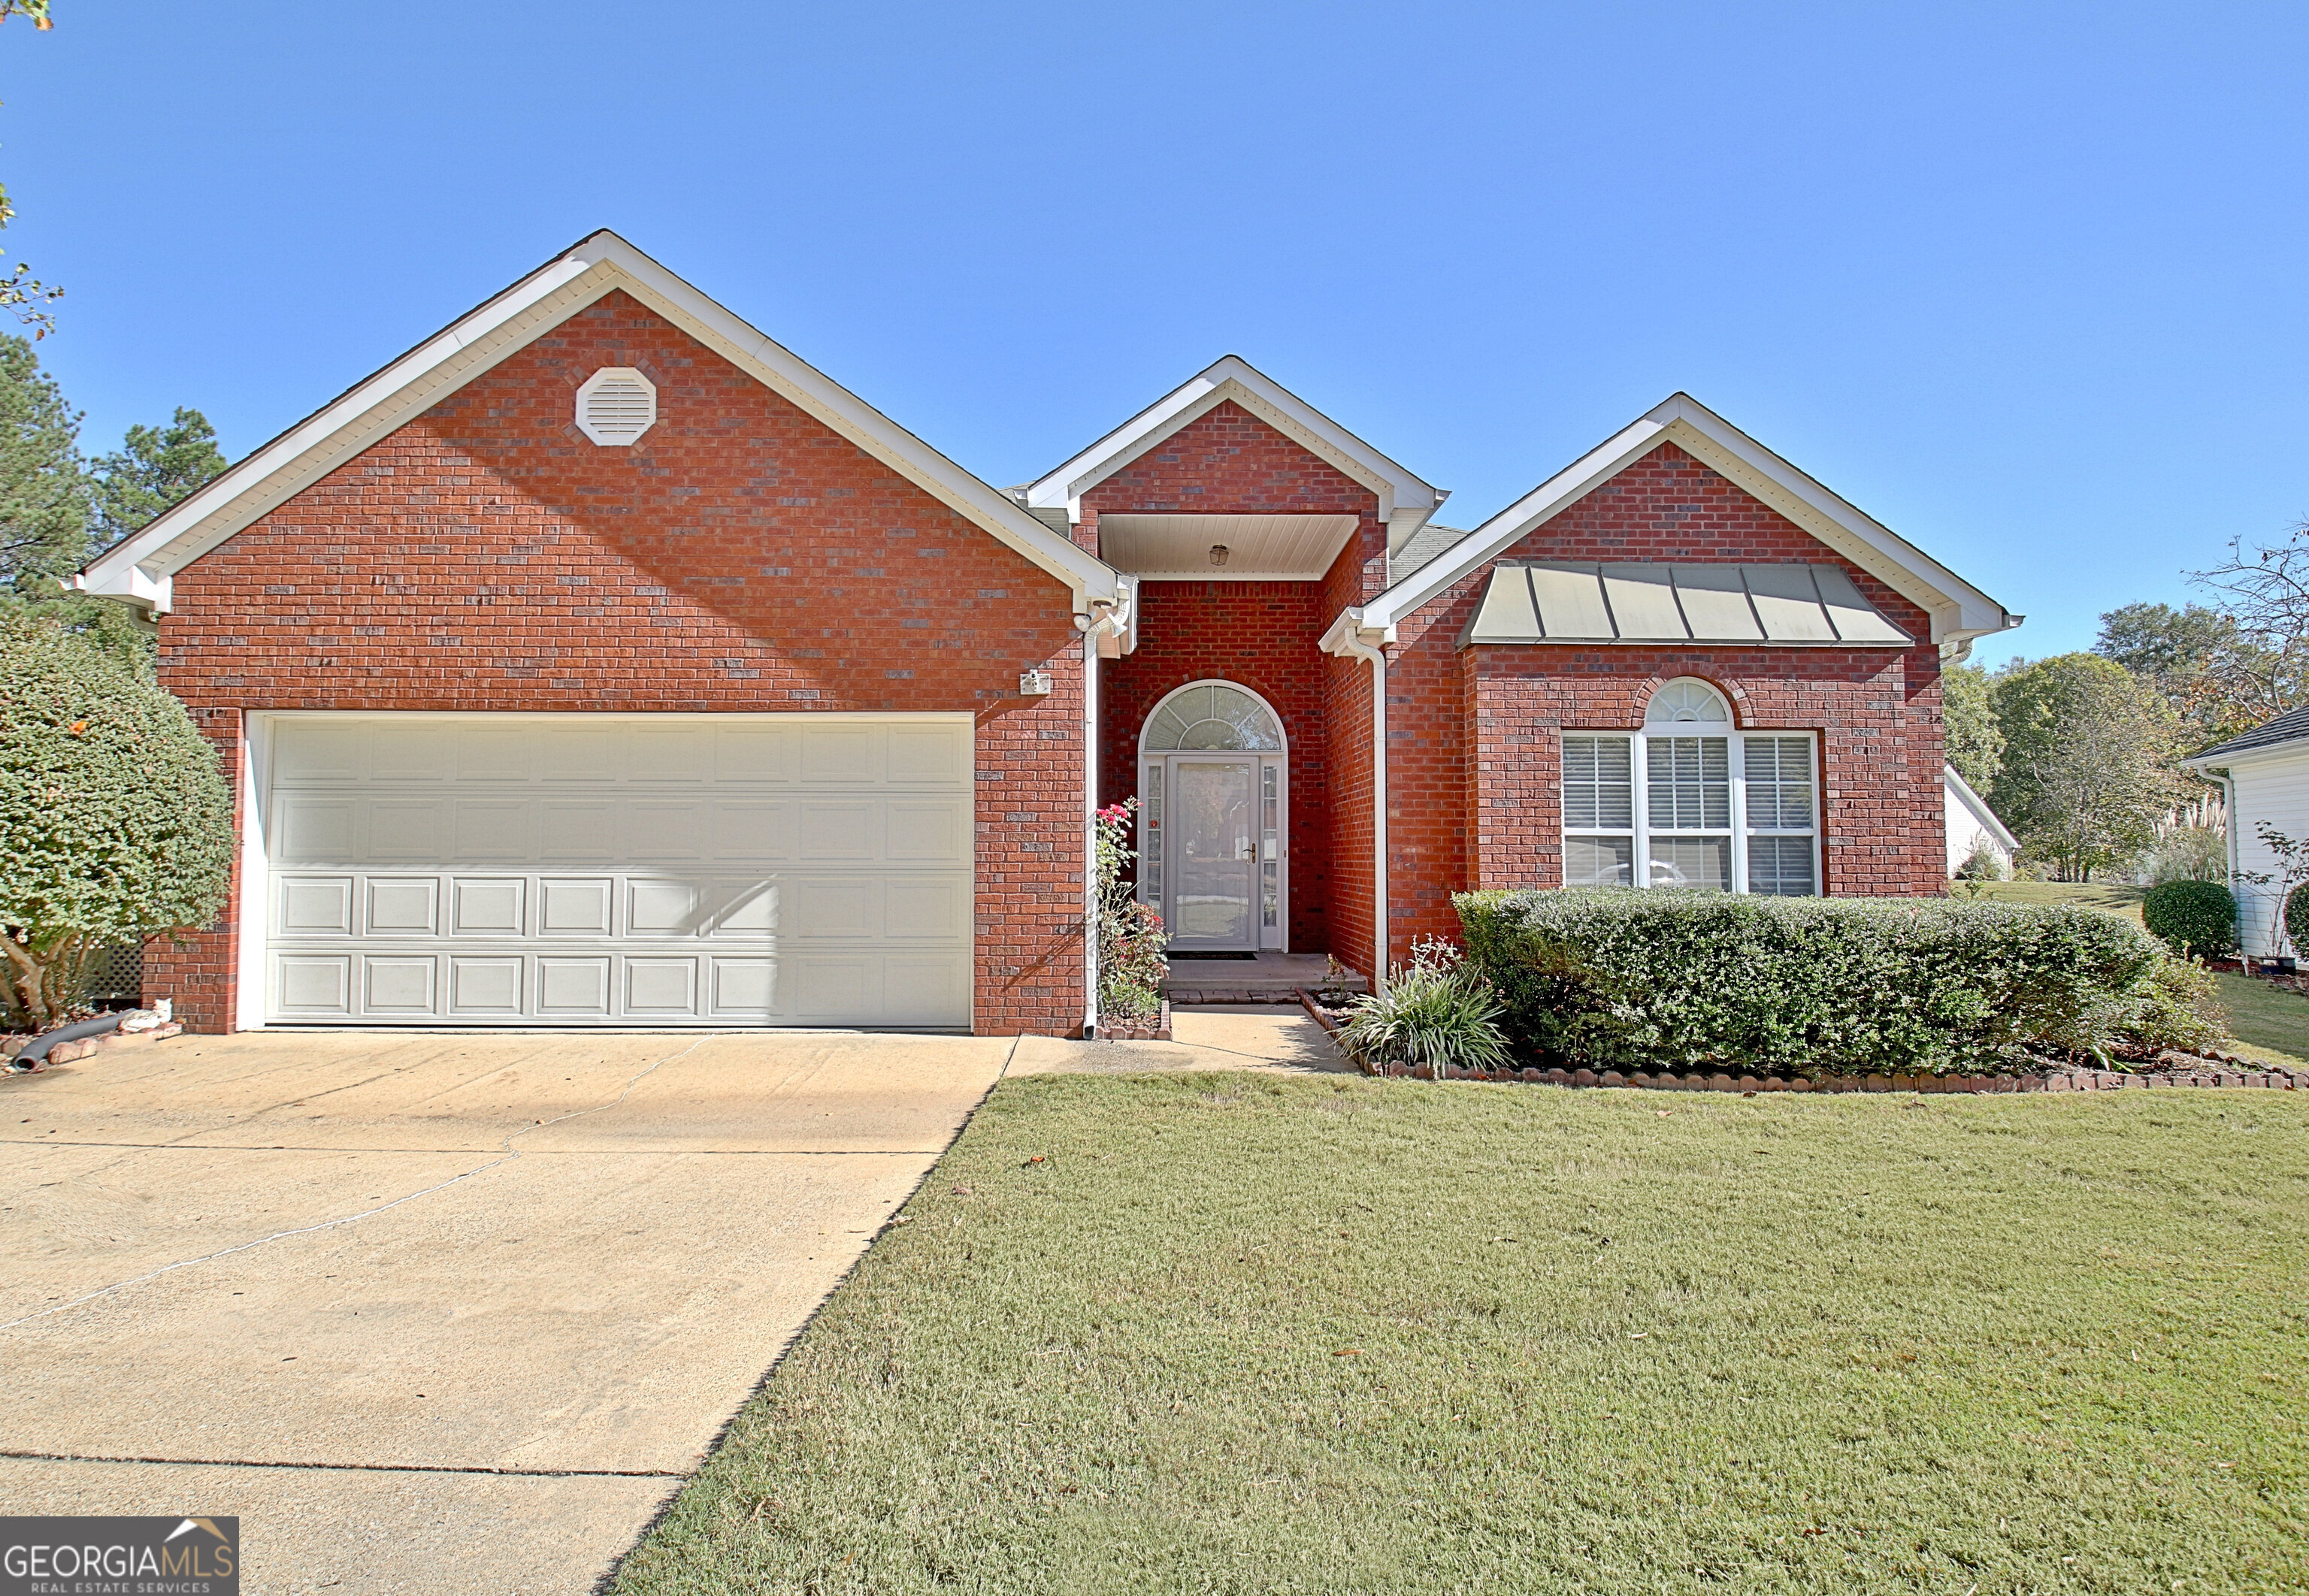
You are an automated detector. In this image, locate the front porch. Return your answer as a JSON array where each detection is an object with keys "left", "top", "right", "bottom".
[{"left": 1161, "top": 951, "right": 1369, "bottom": 1005}]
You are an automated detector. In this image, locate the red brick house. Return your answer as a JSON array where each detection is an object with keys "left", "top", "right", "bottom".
[{"left": 79, "top": 233, "right": 2017, "bottom": 1037}]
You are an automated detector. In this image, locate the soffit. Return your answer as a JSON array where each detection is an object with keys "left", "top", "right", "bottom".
[{"left": 1098, "top": 513, "right": 1357, "bottom": 580}]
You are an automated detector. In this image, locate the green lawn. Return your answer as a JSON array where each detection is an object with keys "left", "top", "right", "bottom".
[
  {"left": 1958, "top": 879, "right": 2309, "bottom": 1069},
  {"left": 614, "top": 1075, "right": 2309, "bottom": 1594}
]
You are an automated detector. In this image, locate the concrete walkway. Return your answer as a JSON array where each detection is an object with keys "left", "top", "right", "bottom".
[
  {"left": 0, "top": 1029, "right": 1013, "bottom": 1594},
  {"left": 1012, "top": 1003, "right": 1354, "bottom": 1076}
]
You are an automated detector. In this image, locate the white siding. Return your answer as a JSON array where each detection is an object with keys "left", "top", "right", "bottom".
[
  {"left": 1942, "top": 768, "right": 2014, "bottom": 876},
  {"left": 2229, "top": 746, "right": 2309, "bottom": 959}
]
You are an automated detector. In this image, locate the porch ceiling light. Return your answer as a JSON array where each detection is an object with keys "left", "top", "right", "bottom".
[{"left": 1209, "top": 544, "right": 1230, "bottom": 567}]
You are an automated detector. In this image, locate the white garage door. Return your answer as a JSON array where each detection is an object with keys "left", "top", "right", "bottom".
[{"left": 256, "top": 715, "right": 973, "bottom": 1028}]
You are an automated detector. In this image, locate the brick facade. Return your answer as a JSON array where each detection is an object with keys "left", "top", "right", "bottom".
[
  {"left": 1097, "top": 579, "right": 1333, "bottom": 951},
  {"left": 1082, "top": 401, "right": 1385, "bottom": 969},
  {"left": 1381, "top": 442, "right": 1945, "bottom": 966},
  {"left": 136, "top": 277, "right": 1968, "bottom": 1030},
  {"left": 150, "top": 289, "right": 1090, "bottom": 1035}
]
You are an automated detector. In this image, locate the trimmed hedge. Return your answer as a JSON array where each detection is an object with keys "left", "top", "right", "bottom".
[
  {"left": 2143, "top": 879, "right": 2238, "bottom": 960},
  {"left": 1455, "top": 889, "right": 2168, "bottom": 1076}
]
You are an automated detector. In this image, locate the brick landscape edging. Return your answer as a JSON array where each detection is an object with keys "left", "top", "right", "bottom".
[{"left": 1365, "top": 1061, "right": 2302, "bottom": 1091}]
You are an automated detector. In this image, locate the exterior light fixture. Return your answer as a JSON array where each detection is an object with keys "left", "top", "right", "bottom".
[
  {"left": 1018, "top": 668, "right": 1053, "bottom": 697},
  {"left": 1209, "top": 544, "right": 1230, "bottom": 567}
]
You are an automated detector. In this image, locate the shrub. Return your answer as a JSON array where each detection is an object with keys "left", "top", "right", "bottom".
[
  {"left": 1953, "top": 835, "right": 2009, "bottom": 881},
  {"left": 1337, "top": 939, "right": 1512, "bottom": 1076},
  {"left": 2114, "top": 956, "right": 2226, "bottom": 1057},
  {"left": 2287, "top": 882, "right": 2309, "bottom": 954},
  {"left": 1092, "top": 800, "right": 1167, "bottom": 1020},
  {"left": 2141, "top": 880, "right": 2238, "bottom": 960},
  {"left": 1, "top": 611, "right": 234, "bottom": 1030},
  {"left": 1454, "top": 888, "right": 2165, "bottom": 1075}
]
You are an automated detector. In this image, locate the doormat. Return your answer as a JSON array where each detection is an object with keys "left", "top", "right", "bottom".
[{"left": 1168, "top": 952, "right": 1259, "bottom": 961}]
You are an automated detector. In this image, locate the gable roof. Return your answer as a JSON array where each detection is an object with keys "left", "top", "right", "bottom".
[
  {"left": 1018, "top": 355, "right": 1446, "bottom": 546},
  {"left": 77, "top": 231, "right": 1126, "bottom": 617},
  {"left": 1943, "top": 765, "right": 2019, "bottom": 854},
  {"left": 2180, "top": 703, "right": 2309, "bottom": 766},
  {"left": 1357, "top": 392, "right": 2020, "bottom": 651}
]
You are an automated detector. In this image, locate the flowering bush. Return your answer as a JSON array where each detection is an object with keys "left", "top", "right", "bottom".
[{"left": 1094, "top": 801, "right": 1168, "bottom": 1020}]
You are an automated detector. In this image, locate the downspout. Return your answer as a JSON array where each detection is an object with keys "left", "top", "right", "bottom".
[
  {"left": 1324, "top": 609, "right": 1390, "bottom": 994},
  {"left": 1074, "top": 595, "right": 1127, "bottom": 1036}
]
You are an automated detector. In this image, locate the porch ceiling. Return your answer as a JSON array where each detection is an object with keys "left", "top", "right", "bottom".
[{"left": 1097, "top": 513, "right": 1358, "bottom": 580}]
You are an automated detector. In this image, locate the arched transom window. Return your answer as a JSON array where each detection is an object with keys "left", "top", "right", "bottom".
[
  {"left": 1140, "top": 682, "right": 1284, "bottom": 752},
  {"left": 1561, "top": 678, "right": 1820, "bottom": 896},
  {"left": 1645, "top": 679, "right": 1732, "bottom": 725}
]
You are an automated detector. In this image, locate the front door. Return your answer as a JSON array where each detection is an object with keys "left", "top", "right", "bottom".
[{"left": 1167, "top": 757, "right": 1257, "bottom": 951}]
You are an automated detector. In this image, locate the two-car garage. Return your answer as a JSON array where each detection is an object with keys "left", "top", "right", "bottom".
[{"left": 248, "top": 715, "right": 976, "bottom": 1029}]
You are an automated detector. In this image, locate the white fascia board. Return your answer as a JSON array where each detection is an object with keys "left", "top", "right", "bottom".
[
  {"left": 1363, "top": 394, "right": 2019, "bottom": 648},
  {"left": 2180, "top": 739, "right": 2309, "bottom": 769},
  {"left": 81, "top": 231, "right": 1123, "bottom": 613},
  {"left": 82, "top": 249, "right": 600, "bottom": 594},
  {"left": 1022, "top": 355, "right": 1442, "bottom": 530}
]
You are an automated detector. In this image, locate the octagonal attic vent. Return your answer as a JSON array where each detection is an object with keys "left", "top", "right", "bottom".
[{"left": 575, "top": 367, "right": 657, "bottom": 446}]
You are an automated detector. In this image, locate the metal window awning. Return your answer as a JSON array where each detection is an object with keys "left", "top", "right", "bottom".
[{"left": 1457, "top": 562, "right": 1914, "bottom": 647}]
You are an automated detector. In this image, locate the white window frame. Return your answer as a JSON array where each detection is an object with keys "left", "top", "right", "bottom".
[{"left": 1560, "top": 682, "right": 1822, "bottom": 896}]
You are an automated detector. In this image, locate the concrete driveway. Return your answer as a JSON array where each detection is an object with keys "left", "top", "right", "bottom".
[{"left": 0, "top": 1029, "right": 1014, "bottom": 1594}]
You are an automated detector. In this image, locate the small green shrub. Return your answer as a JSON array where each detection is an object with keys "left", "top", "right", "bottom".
[
  {"left": 1337, "top": 939, "right": 1512, "bottom": 1075},
  {"left": 1953, "top": 835, "right": 2009, "bottom": 881},
  {"left": 2, "top": 610, "right": 235, "bottom": 1029},
  {"left": 2114, "top": 956, "right": 2227, "bottom": 1057},
  {"left": 2288, "top": 883, "right": 2309, "bottom": 954},
  {"left": 1455, "top": 888, "right": 2165, "bottom": 1075},
  {"left": 2142, "top": 879, "right": 2238, "bottom": 959}
]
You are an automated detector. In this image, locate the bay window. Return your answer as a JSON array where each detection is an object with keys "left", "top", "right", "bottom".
[{"left": 1561, "top": 679, "right": 1820, "bottom": 896}]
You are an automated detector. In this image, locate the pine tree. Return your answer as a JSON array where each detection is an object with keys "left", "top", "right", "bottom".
[
  {"left": 88, "top": 407, "right": 227, "bottom": 552},
  {"left": 0, "top": 331, "right": 88, "bottom": 594}
]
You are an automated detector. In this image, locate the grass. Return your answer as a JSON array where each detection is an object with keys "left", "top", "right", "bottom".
[
  {"left": 614, "top": 1075, "right": 2309, "bottom": 1594},
  {"left": 1956, "top": 878, "right": 2150, "bottom": 924},
  {"left": 1957, "top": 879, "right": 2309, "bottom": 1069}
]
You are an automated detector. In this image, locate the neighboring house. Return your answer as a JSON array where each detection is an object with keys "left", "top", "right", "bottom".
[
  {"left": 78, "top": 232, "right": 2018, "bottom": 1037},
  {"left": 2181, "top": 705, "right": 2309, "bottom": 960},
  {"left": 1943, "top": 765, "right": 2018, "bottom": 876}
]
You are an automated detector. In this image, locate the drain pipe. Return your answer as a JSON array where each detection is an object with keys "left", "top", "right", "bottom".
[
  {"left": 1321, "top": 608, "right": 1389, "bottom": 994},
  {"left": 1075, "top": 596, "right": 1129, "bottom": 1036}
]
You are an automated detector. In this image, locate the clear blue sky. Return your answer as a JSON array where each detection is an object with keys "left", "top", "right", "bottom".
[{"left": 5, "top": 2, "right": 2302, "bottom": 666}]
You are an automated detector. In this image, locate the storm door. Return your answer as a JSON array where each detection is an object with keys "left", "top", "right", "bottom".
[{"left": 1137, "top": 682, "right": 1288, "bottom": 952}]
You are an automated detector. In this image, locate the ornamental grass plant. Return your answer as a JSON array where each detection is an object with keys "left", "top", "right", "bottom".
[{"left": 1335, "top": 939, "right": 1512, "bottom": 1076}]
